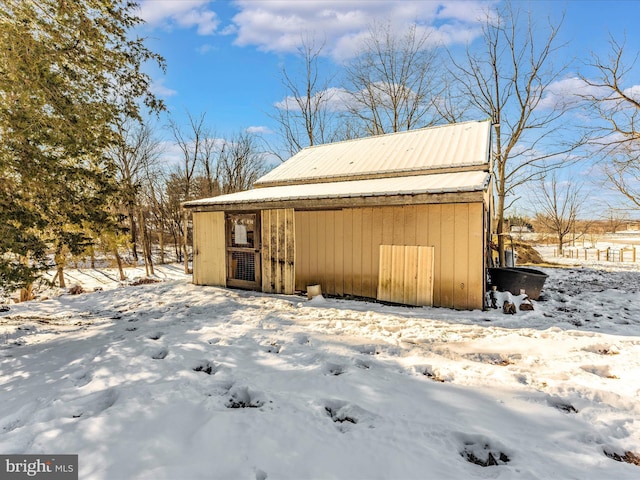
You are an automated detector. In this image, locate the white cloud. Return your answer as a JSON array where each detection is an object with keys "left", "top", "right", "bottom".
[
  {"left": 151, "top": 78, "right": 178, "bottom": 97},
  {"left": 537, "top": 77, "right": 600, "bottom": 110},
  {"left": 246, "top": 125, "right": 274, "bottom": 134},
  {"left": 539, "top": 77, "right": 640, "bottom": 111},
  {"left": 230, "top": 0, "right": 491, "bottom": 61},
  {"left": 623, "top": 85, "right": 640, "bottom": 102},
  {"left": 137, "top": 0, "right": 220, "bottom": 35},
  {"left": 196, "top": 44, "right": 217, "bottom": 54},
  {"left": 274, "top": 87, "right": 353, "bottom": 113}
]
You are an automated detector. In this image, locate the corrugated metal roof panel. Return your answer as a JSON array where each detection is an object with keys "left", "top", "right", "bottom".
[
  {"left": 184, "top": 171, "right": 490, "bottom": 207},
  {"left": 255, "top": 120, "right": 491, "bottom": 187}
]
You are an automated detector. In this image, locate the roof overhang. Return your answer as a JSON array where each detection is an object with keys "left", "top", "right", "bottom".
[{"left": 184, "top": 171, "right": 490, "bottom": 212}]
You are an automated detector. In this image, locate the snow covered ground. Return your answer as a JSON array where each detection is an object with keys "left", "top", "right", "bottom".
[{"left": 1, "top": 260, "right": 640, "bottom": 479}]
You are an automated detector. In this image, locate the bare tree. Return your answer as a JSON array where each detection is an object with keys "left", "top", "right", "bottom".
[
  {"left": 272, "top": 37, "right": 339, "bottom": 157},
  {"left": 217, "top": 132, "right": 267, "bottom": 194},
  {"left": 448, "top": 2, "right": 583, "bottom": 265},
  {"left": 200, "top": 134, "right": 222, "bottom": 197},
  {"left": 581, "top": 36, "right": 640, "bottom": 209},
  {"left": 168, "top": 111, "right": 208, "bottom": 274},
  {"left": 109, "top": 119, "right": 163, "bottom": 274},
  {"left": 344, "top": 21, "right": 442, "bottom": 135},
  {"left": 602, "top": 207, "right": 630, "bottom": 234},
  {"left": 533, "top": 174, "right": 583, "bottom": 255}
]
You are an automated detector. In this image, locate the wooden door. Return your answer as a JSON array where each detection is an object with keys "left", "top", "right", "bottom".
[{"left": 226, "top": 213, "right": 261, "bottom": 290}]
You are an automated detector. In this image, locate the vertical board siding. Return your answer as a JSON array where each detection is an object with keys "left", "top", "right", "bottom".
[
  {"left": 261, "top": 209, "right": 295, "bottom": 294},
  {"left": 192, "top": 211, "right": 226, "bottom": 286},
  {"left": 377, "top": 245, "right": 434, "bottom": 306},
  {"left": 467, "top": 203, "right": 485, "bottom": 309},
  {"left": 453, "top": 203, "right": 470, "bottom": 309},
  {"left": 294, "top": 203, "right": 484, "bottom": 309},
  {"left": 440, "top": 204, "right": 455, "bottom": 307}
]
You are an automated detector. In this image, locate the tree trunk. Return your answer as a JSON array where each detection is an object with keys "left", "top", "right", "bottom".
[
  {"left": 159, "top": 221, "right": 165, "bottom": 265},
  {"left": 57, "top": 265, "right": 66, "bottom": 288},
  {"left": 114, "top": 247, "right": 126, "bottom": 281},
  {"left": 128, "top": 203, "right": 139, "bottom": 262},
  {"left": 54, "top": 251, "right": 66, "bottom": 288},
  {"left": 495, "top": 178, "right": 506, "bottom": 266},
  {"left": 137, "top": 207, "right": 154, "bottom": 277},
  {"left": 557, "top": 234, "right": 564, "bottom": 256}
]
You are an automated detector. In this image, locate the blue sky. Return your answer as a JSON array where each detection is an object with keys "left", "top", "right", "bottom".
[{"left": 134, "top": 0, "right": 640, "bottom": 215}]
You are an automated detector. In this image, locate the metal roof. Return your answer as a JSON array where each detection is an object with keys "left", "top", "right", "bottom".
[
  {"left": 255, "top": 120, "right": 492, "bottom": 187},
  {"left": 184, "top": 171, "right": 490, "bottom": 208}
]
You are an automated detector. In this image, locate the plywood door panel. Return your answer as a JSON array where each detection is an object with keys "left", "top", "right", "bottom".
[
  {"left": 377, "top": 245, "right": 434, "bottom": 306},
  {"left": 403, "top": 245, "right": 418, "bottom": 305},
  {"left": 192, "top": 211, "right": 226, "bottom": 286},
  {"left": 416, "top": 246, "right": 435, "bottom": 306}
]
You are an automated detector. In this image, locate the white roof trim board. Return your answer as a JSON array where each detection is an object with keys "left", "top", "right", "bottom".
[
  {"left": 255, "top": 120, "right": 492, "bottom": 187},
  {"left": 184, "top": 171, "right": 490, "bottom": 207}
]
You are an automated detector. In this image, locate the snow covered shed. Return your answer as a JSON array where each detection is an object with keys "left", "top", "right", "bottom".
[{"left": 183, "top": 120, "right": 493, "bottom": 310}]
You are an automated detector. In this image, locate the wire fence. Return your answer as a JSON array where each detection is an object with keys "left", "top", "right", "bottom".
[{"left": 554, "top": 247, "right": 638, "bottom": 263}]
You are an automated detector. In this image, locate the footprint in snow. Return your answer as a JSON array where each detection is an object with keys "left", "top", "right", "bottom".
[
  {"left": 70, "top": 370, "right": 93, "bottom": 387},
  {"left": 354, "top": 359, "right": 370, "bottom": 369},
  {"left": 192, "top": 360, "right": 218, "bottom": 375},
  {"left": 148, "top": 332, "right": 163, "bottom": 340},
  {"left": 225, "top": 386, "right": 265, "bottom": 409},
  {"left": 455, "top": 433, "right": 511, "bottom": 467},
  {"left": 66, "top": 388, "right": 119, "bottom": 419},
  {"left": 323, "top": 362, "right": 346, "bottom": 376},
  {"left": 323, "top": 399, "right": 376, "bottom": 433},
  {"left": 151, "top": 347, "right": 168, "bottom": 360}
]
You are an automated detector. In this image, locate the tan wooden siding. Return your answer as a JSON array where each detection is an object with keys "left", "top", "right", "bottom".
[
  {"left": 378, "top": 245, "right": 434, "bottom": 306},
  {"left": 295, "top": 203, "right": 485, "bottom": 309},
  {"left": 261, "top": 209, "right": 295, "bottom": 294},
  {"left": 192, "top": 211, "right": 226, "bottom": 286}
]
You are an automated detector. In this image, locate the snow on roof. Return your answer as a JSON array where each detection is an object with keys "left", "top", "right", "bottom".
[
  {"left": 255, "top": 120, "right": 492, "bottom": 187},
  {"left": 184, "top": 171, "right": 490, "bottom": 208}
]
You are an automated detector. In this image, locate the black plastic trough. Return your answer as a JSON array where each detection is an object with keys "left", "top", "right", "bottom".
[{"left": 488, "top": 267, "right": 548, "bottom": 300}]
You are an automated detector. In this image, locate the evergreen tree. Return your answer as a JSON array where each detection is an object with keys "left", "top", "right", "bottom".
[{"left": 0, "top": 0, "right": 164, "bottom": 291}]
